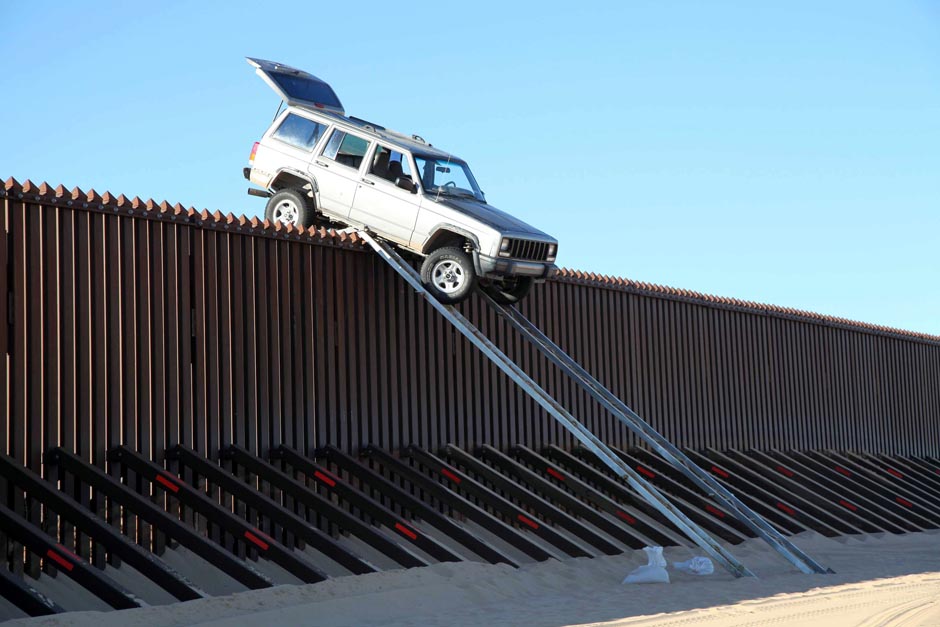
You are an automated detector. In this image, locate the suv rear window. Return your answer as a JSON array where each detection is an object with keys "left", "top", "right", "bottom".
[
  {"left": 271, "top": 114, "right": 328, "bottom": 151},
  {"left": 268, "top": 72, "right": 343, "bottom": 110},
  {"left": 322, "top": 130, "right": 370, "bottom": 169}
]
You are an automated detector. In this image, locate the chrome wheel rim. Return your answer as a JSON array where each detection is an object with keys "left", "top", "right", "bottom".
[
  {"left": 431, "top": 259, "right": 465, "bottom": 294},
  {"left": 272, "top": 199, "right": 300, "bottom": 226}
]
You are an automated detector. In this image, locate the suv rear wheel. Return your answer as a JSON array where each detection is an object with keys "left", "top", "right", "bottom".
[
  {"left": 265, "top": 189, "right": 314, "bottom": 228},
  {"left": 420, "top": 247, "right": 476, "bottom": 304}
]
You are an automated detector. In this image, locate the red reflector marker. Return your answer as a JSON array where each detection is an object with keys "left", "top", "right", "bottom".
[
  {"left": 155, "top": 472, "right": 180, "bottom": 493},
  {"left": 313, "top": 470, "right": 336, "bottom": 487},
  {"left": 440, "top": 468, "right": 461, "bottom": 484},
  {"left": 710, "top": 466, "right": 729, "bottom": 478},
  {"left": 838, "top": 499, "right": 858, "bottom": 511},
  {"left": 636, "top": 466, "right": 655, "bottom": 479},
  {"left": 776, "top": 502, "right": 796, "bottom": 516},
  {"left": 705, "top": 504, "right": 726, "bottom": 518},
  {"left": 545, "top": 467, "right": 565, "bottom": 481},
  {"left": 394, "top": 522, "right": 418, "bottom": 540},
  {"left": 615, "top": 510, "right": 636, "bottom": 524},
  {"left": 244, "top": 530, "right": 270, "bottom": 551},
  {"left": 517, "top": 514, "right": 539, "bottom": 529},
  {"left": 775, "top": 465, "right": 795, "bottom": 477},
  {"left": 45, "top": 549, "right": 74, "bottom": 572},
  {"left": 886, "top": 468, "right": 904, "bottom": 479},
  {"left": 57, "top": 545, "right": 81, "bottom": 561},
  {"left": 834, "top": 466, "right": 852, "bottom": 477},
  {"left": 896, "top": 496, "right": 913, "bottom": 508}
]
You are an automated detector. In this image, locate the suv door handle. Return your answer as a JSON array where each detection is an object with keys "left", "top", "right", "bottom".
[
  {"left": 360, "top": 178, "right": 375, "bottom": 186},
  {"left": 314, "top": 160, "right": 330, "bottom": 168}
]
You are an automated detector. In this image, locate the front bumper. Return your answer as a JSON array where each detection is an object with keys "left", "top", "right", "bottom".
[{"left": 476, "top": 253, "right": 558, "bottom": 280}]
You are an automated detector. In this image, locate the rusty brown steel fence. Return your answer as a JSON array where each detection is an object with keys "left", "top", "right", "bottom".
[{"left": 3, "top": 178, "right": 939, "bottom": 477}]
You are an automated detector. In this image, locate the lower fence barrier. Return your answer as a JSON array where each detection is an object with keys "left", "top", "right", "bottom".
[{"left": 3, "top": 444, "right": 940, "bottom": 618}]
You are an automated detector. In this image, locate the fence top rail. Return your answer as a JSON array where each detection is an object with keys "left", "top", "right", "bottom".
[{"left": 4, "top": 175, "right": 939, "bottom": 346}]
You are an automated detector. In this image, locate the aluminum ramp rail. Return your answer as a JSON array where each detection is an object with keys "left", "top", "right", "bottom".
[
  {"left": 476, "top": 281, "right": 831, "bottom": 575},
  {"left": 357, "top": 230, "right": 756, "bottom": 577}
]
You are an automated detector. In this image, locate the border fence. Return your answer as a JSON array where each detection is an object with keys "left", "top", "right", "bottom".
[
  {"left": 2, "top": 177, "right": 940, "bottom": 615},
  {"left": 3, "top": 177, "right": 939, "bottom": 478}
]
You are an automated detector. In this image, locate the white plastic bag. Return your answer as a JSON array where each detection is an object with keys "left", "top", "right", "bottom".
[
  {"left": 643, "top": 546, "right": 667, "bottom": 568},
  {"left": 622, "top": 546, "right": 670, "bottom": 584},
  {"left": 673, "top": 556, "right": 714, "bottom": 575}
]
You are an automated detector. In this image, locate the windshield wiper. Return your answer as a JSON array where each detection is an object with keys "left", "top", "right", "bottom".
[{"left": 433, "top": 187, "right": 478, "bottom": 200}]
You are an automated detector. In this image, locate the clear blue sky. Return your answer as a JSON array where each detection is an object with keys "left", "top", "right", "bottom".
[{"left": 3, "top": 1, "right": 938, "bottom": 335}]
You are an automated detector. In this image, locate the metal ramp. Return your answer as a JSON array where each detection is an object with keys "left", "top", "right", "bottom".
[{"left": 357, "top": 229, "right": 830, "bottom": 576}]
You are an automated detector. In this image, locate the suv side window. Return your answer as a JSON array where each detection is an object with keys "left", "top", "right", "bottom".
[
  {"left": 369, "top": 145, "right": 415, "bottom": 183},
  {"left": 271, "top": 113, "right": 327, "bottom": 151},
  {"left": 321, "top": 129, "right": 370, "bottom": 170}
]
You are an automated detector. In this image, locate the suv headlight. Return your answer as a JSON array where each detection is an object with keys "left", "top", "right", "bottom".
[
  {"left": 498, "top": 237, "right": 512, "bottom": 258},
  {"left": 546, "top": 243, "right": 557, "bottom": 261}
]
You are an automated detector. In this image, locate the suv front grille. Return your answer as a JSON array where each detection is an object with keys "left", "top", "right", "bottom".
[{"left": 506, "top": 239, "right": 551, "bottom": 261}]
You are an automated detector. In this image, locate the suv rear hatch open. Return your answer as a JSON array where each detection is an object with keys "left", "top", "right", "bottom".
[{"left": 247, "top": 57, "right": 344, "bottom": 115}]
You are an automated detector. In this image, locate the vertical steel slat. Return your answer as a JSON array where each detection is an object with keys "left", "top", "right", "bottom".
[
  {"left": 148, "top": 219, "right": 168, "bottom": 554},
  {"left": 8, "top": 197, "right": 27, "bottom": 575},
  {"left": 24, "top": 201, "right": 44, "bottom": 576},
  {"left": 119, "top": 216, "right": 139, "bottom": 547},
  {"left": 311, "top": 245, "right": 329, "bottom": 450},
  {"left": 62, "top": 207, "right": 82, "bottom": 552},
  {"left": 88, "top": 213, "right": 107, "bottom": 565},
  {"left": 0, "top": 191, "right": 9, "bottom": 568},
  {"left": 0, "top": 191, "right": 6, "bottom": 439},
  {"left": 218, "top": 232, "right": 234, "bottom": 474},
  {"left": 299, "top": 244, "right": 317, "bottom": 452},
  {"left": 134, "top": 217, "right": 152, "bottom": 551},
  {"left": 41, "top": 204, "right": 61, "bottom": 564}
]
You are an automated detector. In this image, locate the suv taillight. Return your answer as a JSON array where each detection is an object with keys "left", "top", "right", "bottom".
[{"left": 249, "top": 142, "right": 259, "bottom": 163}]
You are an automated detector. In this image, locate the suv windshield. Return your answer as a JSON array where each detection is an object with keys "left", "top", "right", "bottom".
[{"left": 415, "top": 156, "right": 484, "bottom": 202}]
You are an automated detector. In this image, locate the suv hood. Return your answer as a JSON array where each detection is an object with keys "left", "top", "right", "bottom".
[{"left": 433, "top": 196, "right": 555, "bottom": 242}]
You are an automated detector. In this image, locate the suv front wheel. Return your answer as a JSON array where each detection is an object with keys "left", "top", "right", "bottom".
[
  {"left": 420, "top": 247, "right": 477, "bottom": 304},
  {"left": 265, "top": 189, "right": 314, "bottom": 228}
]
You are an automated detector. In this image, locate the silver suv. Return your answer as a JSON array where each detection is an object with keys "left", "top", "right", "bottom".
[{"left": 244, "top": 57, "right": 558, "bottom": 304}]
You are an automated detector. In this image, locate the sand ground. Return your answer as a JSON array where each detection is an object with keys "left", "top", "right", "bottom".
[{"left": 7, "top": 530, "right": 940, "bottom": 627}]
